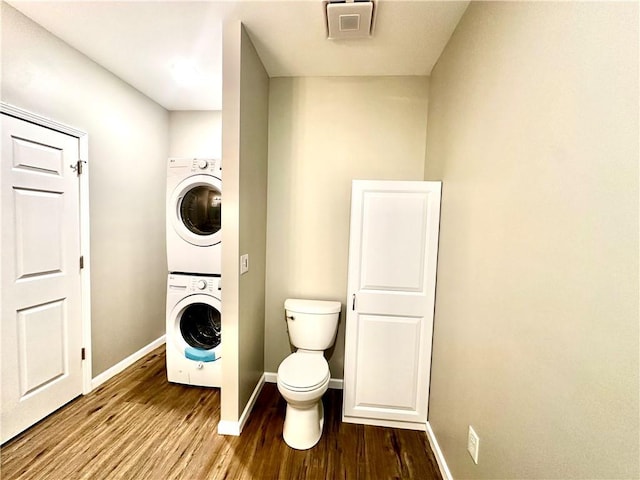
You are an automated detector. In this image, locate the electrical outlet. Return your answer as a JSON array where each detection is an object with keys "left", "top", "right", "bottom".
[
  {"left": 240, "top": 254, "right": 249, "bottom": 274},
  {"left": 467, "top": 425, "right": 480, "bottom": 464}
]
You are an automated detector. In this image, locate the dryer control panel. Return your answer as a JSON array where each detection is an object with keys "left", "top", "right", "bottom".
[{"left": 168, "top": 157, "right": 221, "bottom": 176}]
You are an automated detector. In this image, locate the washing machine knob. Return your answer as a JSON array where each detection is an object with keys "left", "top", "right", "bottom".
[
  {"left": 197, "top": 159, "right": 208, "bottom": 170},
  {"left": 196, "top": 280, "right": 207, "bottom": 290}
]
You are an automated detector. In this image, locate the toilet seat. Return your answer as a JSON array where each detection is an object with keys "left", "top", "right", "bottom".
[{"left": 278, "top": 352, "right": 330, "bottom": 392}]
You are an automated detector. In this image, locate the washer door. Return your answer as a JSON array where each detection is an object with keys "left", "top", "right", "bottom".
[
  {"left": 169, "top": 174, "right": 222, "bottom": 247},
  {"left": 170, "top": 294, "right": 222, "bottom": 353}
]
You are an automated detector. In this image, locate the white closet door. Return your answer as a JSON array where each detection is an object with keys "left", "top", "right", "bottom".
[
  {"left": 1, "top": 114, "right": 84, "bottom": 443},
  {"left": 343, "top": 180, "right": 441, "bottom": 429}
]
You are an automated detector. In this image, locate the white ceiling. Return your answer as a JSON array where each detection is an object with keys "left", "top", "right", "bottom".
[{"left": 8, "top": 0, "right": 469, "bottom": 111}]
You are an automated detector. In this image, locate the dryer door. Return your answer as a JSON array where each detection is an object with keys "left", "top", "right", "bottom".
[
  {"left": 169, "top": 294, "right": 222, "bottom": 355},
  {"left": 169, "top": 174, "right": 222, "bottom": 247}
]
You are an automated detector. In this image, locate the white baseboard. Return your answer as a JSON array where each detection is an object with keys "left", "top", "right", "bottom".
[
  {"left": 217, "top": 373, "right": 265, "bottom": 436},
  {"left": 91, "top": 335, "right": 166, "bottom": 390},
  {"left": 264, "top": 372, "right": 343, "bottom": 390},
  {"left": 328, "top": 378, "right": 343, "bottom": 390},
  {"left": 217, "top": 420, "right": 241, "bottom": 436},
  {"left": 426, "top": 421, "right": 453, "bottom": 480}
]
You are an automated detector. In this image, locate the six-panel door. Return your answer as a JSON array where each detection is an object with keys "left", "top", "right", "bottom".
[{"left": 1, "top": 114, "right": 84, "bottom": 443}]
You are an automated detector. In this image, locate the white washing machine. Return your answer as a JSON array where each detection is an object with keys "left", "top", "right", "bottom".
[
  {"left": 166, "top": 273, "right": 222, "bottom": 387},
  {"left": 167, "top": 157, "right": 222, "bottom": 275}
]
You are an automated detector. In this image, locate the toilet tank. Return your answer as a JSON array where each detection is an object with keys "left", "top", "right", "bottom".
[{"left": 284, "top": 299, "right": 341, "bottom": 350}]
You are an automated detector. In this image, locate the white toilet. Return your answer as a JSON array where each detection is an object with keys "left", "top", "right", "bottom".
[{"left": 277, "top": 298, "right": 341, "bottom": 450}]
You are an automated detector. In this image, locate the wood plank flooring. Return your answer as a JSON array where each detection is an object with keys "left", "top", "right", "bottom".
[{"left": 1, "top": 346, "right": 443, "bottom": 480}]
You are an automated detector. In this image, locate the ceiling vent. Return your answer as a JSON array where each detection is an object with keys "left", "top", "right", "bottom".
[{"left": 326, "top": 1, "right": 375, "bottom": 40}]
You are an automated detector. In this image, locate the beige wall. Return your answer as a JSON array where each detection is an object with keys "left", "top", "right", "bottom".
[
  {"left": 425, "top": 2, "right": 639, "bottom": 478},
  {"left": 1, "top": 3, "right": 169, "bottom": 377},
  {"left": 221, "top": 21, "right": 268, "bottom": 424},
  {"left": 237, "top": 24, "right": 269, "bottom": 416},
  {"left": 265, "top": 76, "right": 429, "bottom": 377},
  {"left": 168, "top": 111, "right": 222, "bottom": 159}
]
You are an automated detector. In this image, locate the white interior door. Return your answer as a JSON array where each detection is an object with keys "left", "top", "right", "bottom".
[
  {"left": 343, "top": 180, "right": 441, "bottom": 429},
  {"left": 1, "top": 113, "right": 84, "bottom": 443}
]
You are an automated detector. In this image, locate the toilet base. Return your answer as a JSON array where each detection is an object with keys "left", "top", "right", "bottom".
[{"left": 282, "top": 400, "right": 324, "bottom": 450}]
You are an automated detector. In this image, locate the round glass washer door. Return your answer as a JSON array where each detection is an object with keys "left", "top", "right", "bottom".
[
  {"left": 170, "top": 294, "right": 222, "bottom": 353},
  {"left": 170, "top": 175, "right": 222, "bottom": 247}
]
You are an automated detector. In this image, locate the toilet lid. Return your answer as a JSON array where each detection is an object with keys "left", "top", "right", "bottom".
[{"left": 278, "top": 353, "right": 329, "bottom": 392}]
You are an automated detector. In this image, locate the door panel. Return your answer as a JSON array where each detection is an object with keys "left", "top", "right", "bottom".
[
  {"left": 12, "top": 136, "right": 64, "bottom": 175},
  {"left": 17, "top": 299, "right": 67, "bottom": 397},
  {"left": 1, "top": 114, "right": 83, "bottom": 443},
  {"left": 343, "top": 180, "right": 441, "bottom": 428},
  {"left": 15, "top": 188, "right": 64, "bottom": 278},
  {"left": 354, "top": 314, "right": 422, "bottom": 412},
  {"left": 360, "top": 192, "right": 428, "bottom": 292}
]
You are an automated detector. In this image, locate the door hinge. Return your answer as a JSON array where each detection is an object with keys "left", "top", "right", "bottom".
[
  {"left": 352, "top": 293, "right": 356, "bottom": 311},
  {"left": 80, "top": 255, "right": 84, "bottom": 269},
  {"left": 71, "top": 159, "right": 86, "bottom": 175},
  {"left": 81, "top": 348, "right": 86, "bottom": 360}
]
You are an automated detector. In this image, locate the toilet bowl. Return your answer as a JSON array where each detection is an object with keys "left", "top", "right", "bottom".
[
  {"left": 277, "top": 351, "right": 331, "bottom": 450},
  {"left": 277, "top": 298, "right": 341, "bottom": 450}
]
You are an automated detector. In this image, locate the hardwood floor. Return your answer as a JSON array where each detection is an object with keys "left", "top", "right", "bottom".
[{"left": 1, "top": 346, "right": 443, "bottom": 480}]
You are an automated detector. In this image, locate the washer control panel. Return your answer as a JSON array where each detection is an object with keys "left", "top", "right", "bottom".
[
  {"left": 188, "top": 277, "right": 221, "bottom": 294},
  {"left": 168, "top": 274, "right": 221, "bottom": 296}
]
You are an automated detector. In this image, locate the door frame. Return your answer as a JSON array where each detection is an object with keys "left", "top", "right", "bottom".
[{"left": 1, "top": 102, "right": 93, "bottom": 395}]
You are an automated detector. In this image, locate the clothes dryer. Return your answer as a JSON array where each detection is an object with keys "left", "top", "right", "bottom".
[
  {"left": 167, "top": 158, "right": 221, "bottom": 275},
  {"left": 166, "top": 273, "right": 222, "bottom": 387}
]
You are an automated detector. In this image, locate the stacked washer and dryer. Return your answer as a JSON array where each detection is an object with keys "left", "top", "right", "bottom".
[{"left": 165, "top": 158, "right": 222, "bottom": 387}]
